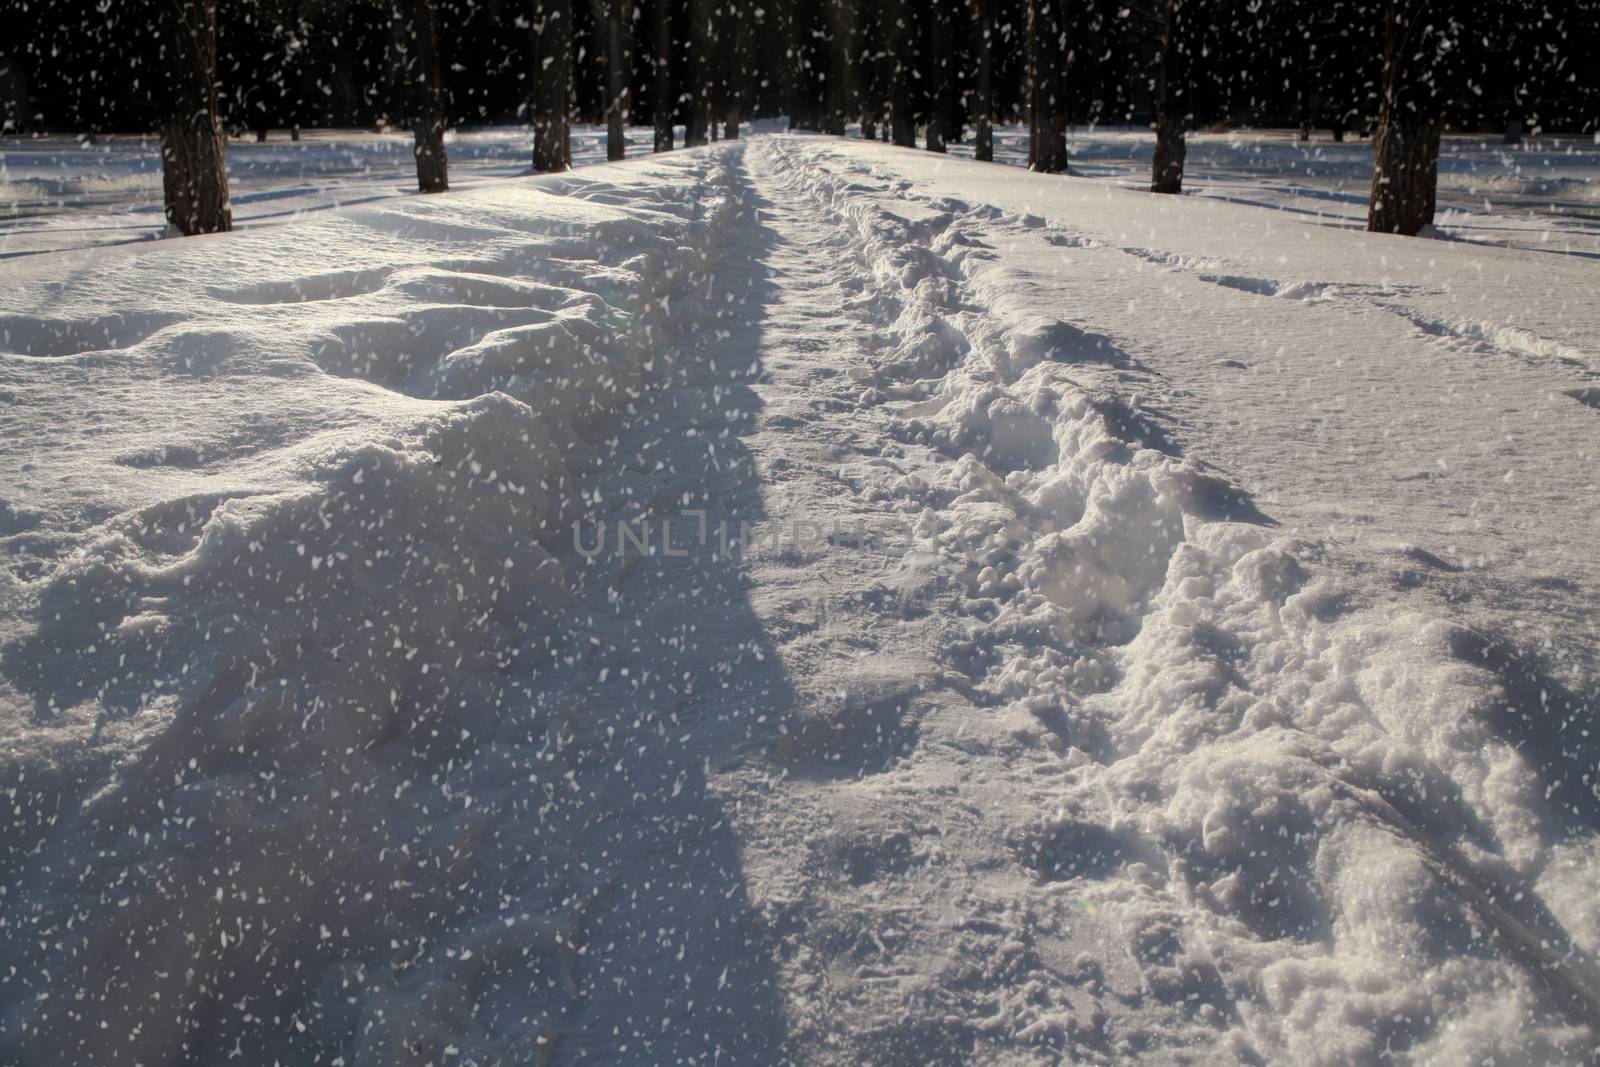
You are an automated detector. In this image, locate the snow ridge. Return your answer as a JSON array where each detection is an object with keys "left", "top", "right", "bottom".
[
  {"left": 756, "top": 139, "right": 1600, "bottom": 1064},
  {"left": 1, "top": 137, "right": 1596, "bottom": 1065},
  {"left": 0, "top": 154, "right": 749, "bottom": 1065}
]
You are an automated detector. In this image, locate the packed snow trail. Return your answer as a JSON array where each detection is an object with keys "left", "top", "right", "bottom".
[{"left": 1, "top": 136, "right": 1598, "bottom": 1065}]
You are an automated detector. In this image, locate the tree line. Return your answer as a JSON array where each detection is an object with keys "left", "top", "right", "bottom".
[{"left": 5, "top": 0, "right": 1595, "bottom": 238}]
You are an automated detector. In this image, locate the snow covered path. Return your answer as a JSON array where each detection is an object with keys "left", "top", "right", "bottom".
[{"left": 3, "top": 136, "right": 1599, "bottom": 1064}]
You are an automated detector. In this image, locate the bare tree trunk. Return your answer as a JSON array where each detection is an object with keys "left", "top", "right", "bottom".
[
  {"left": 1150, "top": 0, "right": 1186, "bottom": 193},
  {"left": 924, "top": 0, "right": 946, "bottom": 152},
  {"left": 888, "top": 0, "right": 914, "bottom": 146},
  {"left": 533, "top": 0, "right": 571, "bottom": 171},
  {"left": 606, "top": 0, "right": 629, "bottom": 161},
  {"left": 718, "top": 1, "right": 743, "bottom": 138},
  {"left": 1297, "top": 40, "right": 1313, "bottom": 142},
  {"left": 823, "top": 0, "right": 853, "bottom": 136},
  {"left": 973, "top": 0, "right": 993, "bottom": 161},
  {"left": 1369, "top": 111, "right": 1441, "bottom": 234},
  {"left": 400, "top": 0, "right": 449, "bottom": 192},
  {"left": 1367, "top": 0, "right": 1448, "bottom": 235},
  {"left": 157, "top": 0, "right": 231, "bottom": 235},
  {"left": 653, "top": 0, "right": 674, "bottom": 150},
  {"left": 1026, "top": 0, "right": 1067, "bottom": 172},
  {"left": 857, "top": 5, "right": 884, "bottom": 145},
  {"left": 684, "top": 0, "right": 711, "bottom": 145}
]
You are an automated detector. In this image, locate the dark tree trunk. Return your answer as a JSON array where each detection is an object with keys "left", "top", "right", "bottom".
[
  {"left": 973, "top": 0, "right": 993, "bottom": 161},
  {"left": 1367, "top": 0, "right": 1449, "bottom": 235},
  {"left": 533, "top": 0, "right": 571, "bottom": 171},
  {"left": 888, "top": 0, "right": 914, "bottom": 147},
  {"left": 1297, "top": 42, "right": 1313, "bottom": 142},
  {"left": 1150, "top": 0, "right": 1187, "bottom": 193},
  {"left": 857, "top": 4, "right": 885, "bottom": 145},
  {"left": 891, "top": 98, "right": 915, "bottom": 146},
  {"left": 924, "top": 0, "right": 946, "bottom": 152},
  {"left": 1368, "top": 111, "right": 1441, "bottom": 235},
  {"left": 823, "top": 0, "right": 853, "bottom": 136},
  {"left": 719, "top": 2, "right": 743, "bottom": 138},
  {"left": 1026, "top": 0, "right": 1067, "bottom": 172},
  {"left": 684, "top": 0, "right": 711, "bottom": 146},
  {"left": 605, "top": 0, "right": 629, "bottom": 161},
  {"left": 156, "top": 0, "right": 232, "bottom": 234},
  {"left": 653, "top": 0, "right": 674, "bottom": 150},
  {"left": 401, "top": 0, "right": 449, "bottom": 191}
]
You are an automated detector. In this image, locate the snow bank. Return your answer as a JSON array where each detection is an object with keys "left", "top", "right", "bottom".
[
  {"left": 760, "top": 138, "right": 1600, "bottom": 1063},
  {"left": 0, "top": 151, "right": 745, "bottom": 1064}
]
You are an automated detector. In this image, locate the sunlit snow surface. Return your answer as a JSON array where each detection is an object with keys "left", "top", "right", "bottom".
[
  {"left": 1, "top": 133, "right": 1598, "bottom": 1064},
  {"left": 4, "top": 123, "right": 1599, "bottom": 258}
]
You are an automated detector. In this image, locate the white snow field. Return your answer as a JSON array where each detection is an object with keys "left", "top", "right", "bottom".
[
  {"left": 928, "top": 126, "right": 1600, "bottom": 258},
  {"left": 1, "top": 134, "right": 1598, "bottom": 1065},
  {"left": 0, "top": 124, "right": 674, "bottom": 257},
  {"left": 6, "top": 124, "right": 1599, "bottom": 259}
]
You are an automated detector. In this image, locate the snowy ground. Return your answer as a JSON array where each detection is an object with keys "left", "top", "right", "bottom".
[
  {"left": 930, "top": 126, "right": 1600, "bottom": 258},
  {"left": 6, "top": 123, "right": 1599, "bottom": 259},
  {"left": 2, "top": 134, "right": 1599, "bottom": 1064},
  {"left": 0, "top": 123, "right": 672, "bottom": 257}
]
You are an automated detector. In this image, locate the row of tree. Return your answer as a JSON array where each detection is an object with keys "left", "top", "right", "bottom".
[{"left": 6, "top": 0, "right": 1595, "bottom": 238}]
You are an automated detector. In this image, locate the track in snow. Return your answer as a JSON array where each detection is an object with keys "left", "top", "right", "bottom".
[{"left": 1, "top": 136, "right": 1597, "bottom": 1066}]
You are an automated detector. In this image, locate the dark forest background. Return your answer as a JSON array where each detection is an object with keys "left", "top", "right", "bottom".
[{"left": 4, "top": 0, "right": 1597, "bottom": 139}]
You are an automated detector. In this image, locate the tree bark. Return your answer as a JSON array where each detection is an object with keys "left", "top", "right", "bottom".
[
  {"left": 684, "top": 0, "right": 711, "bottom": 146},
  {"left": 1368, "top": 110, "right": 1442, "bottom": 234},
  {"left": 973, "top": 0, "right": 993, "bottom": 161},
  {"left": 719, "top": 1, "right": 743, "bottom": 138},
  {"left": 653, "top": 0, "right": 674, "bottom": 150},
  {"left": 1026, "top": 0, "right": 1067, "bottom": 172},
  {"left": 823, "top": 0, "right": 853, "bottom": 137},
  {"left": 1150, "top": 0, "right": 1187, "bottom": 193},
  {"left": 606, "top": 0, "right": 629, "bottom": 161},
  {"left": 888, "top": 0, "right": 914, "bottom": 146},
  {"left": 1367, "top": 0, "right": 1448, "bottom": 235},
  {"left": 1297, "top": 39, "right": 1313, "bottom": 142},
  {"left": 401, "top": 0, "right": 449, "bottom": 192},
  {"left": 156, "top": 0, "right": 232, "bottom": 234},
  {"left": 533, "top": 0, "right": 571, "bottom": 171},
  {"left": 924, "top": 0, "right": 946, "bottom": 152}
]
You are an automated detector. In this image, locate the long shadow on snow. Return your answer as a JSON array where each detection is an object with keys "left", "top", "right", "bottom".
[
  {"left": 541, "top": 148, "right": 800, "bottom": 1063},
  {"left": 0, "top": 150, "right": 801, "bottom": 1067}
]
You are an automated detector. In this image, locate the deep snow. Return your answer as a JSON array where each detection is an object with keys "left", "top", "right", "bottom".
[{"left": 1, "top": 134, "right": 1598, "bottom": 1065}]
